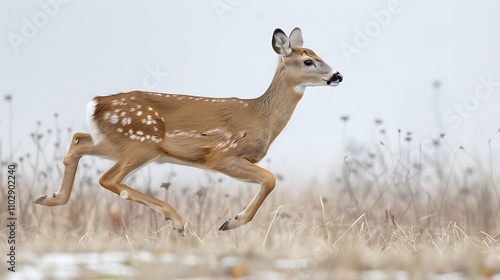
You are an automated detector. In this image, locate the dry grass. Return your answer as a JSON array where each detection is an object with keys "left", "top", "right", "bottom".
[{"left": 1, "top": 115, "right": 500, "bottom": 279}]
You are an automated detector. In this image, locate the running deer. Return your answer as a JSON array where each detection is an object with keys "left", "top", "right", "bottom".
[{"left": 34, "top": 27, "right": 343, "bottom": 235}]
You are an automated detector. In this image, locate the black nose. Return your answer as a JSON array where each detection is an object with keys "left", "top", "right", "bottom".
[{"left": 334, "top": 72, "right": 343, "bottom": 82}]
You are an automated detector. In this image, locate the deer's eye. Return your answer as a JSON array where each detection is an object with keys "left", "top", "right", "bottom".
[{"left": 304, "top": 60, "right": 313, "bottom": 66}]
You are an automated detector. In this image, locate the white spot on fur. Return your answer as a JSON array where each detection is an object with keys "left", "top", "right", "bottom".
[
  {"left": 117, "top": 128, "right": 123, "bottom": 133},
  {"left": 137, "top": 131, "right": 144, "bottom": 135},
  {"left": 110, "top": 114, "right": 119, "bottom": 124},
  {"left": 212, "top": 131, "right": 239, "bottom": 152},
  {"left": 148, "top": 107, "right": 153, "bottom": 111},
  {"left": 111, "top": 99, "right": 127, "bottom": 106},
  {"left": 137, "top": 111, "right": 142, "bottom": 116},
  {"left": 120, "top": 111, "right": 126, "bottom": 117},
  {"left": 229, "top": 140, "right": 238, "bottom": 148},
  {"left": 121, "top": 117, "right": 132, "bottom": 126},
  {"left": 166, "top": 130, "right": 201, "bottom": 138},
  {"left": 205, "top": 128, "right": 220, "bottom": 135},
  {"left": 151, "top": 136, "right": 161, "bottom": 143},
  {"left": 103, "top": 111, "right": 111, "bottom": 120}
]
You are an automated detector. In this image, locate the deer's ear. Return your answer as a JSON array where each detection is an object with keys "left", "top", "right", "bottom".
[
  {"left": 272, "top": 28, "right": 291, "bottom": 56},
  {"left": 289, "top": 27, "right": 303, "bottom": 48}
]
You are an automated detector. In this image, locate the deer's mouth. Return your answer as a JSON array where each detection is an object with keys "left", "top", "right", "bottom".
[{"left": 325, "top": 80, "right": 339, "bottom": 86}]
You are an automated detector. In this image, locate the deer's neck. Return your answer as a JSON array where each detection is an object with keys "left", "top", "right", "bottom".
[{"left": 255, "top": 64, "right": 303, "bottom": 143}]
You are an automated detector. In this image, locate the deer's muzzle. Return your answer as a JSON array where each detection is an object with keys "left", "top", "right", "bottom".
[{"left": 327, "top": 72, "right": 343, "bottom": 85}]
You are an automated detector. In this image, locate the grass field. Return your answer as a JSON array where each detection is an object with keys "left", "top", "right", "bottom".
[{"left": 1, "top": 121, "right": 500, "bottom": 279}]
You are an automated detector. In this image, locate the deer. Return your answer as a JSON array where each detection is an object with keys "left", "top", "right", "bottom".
[{"left": 34, "top": 27, "right": 343, "bottom": 235}]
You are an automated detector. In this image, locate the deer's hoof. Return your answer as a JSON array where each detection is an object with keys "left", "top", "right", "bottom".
[
  {"left": 33, "top": 194, "right": 48, "bottom": 205},
  {"left": 165, "top": 217, "right": 185, "bottom": 236},
  {"left": 219, "top": 219, "right": 231, "bottom": 231},
  {"left": 174, "top": 226, "right": 185, "bottom": 237}
]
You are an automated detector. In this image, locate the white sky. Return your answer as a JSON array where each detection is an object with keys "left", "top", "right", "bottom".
[{"left": 1, "top": 0, "right": 500, "bottom": 188}]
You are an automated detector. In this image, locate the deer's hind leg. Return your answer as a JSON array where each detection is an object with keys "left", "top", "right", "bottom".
[
  {"left": 34, "top": 132, "right": 111, "bottom": 206},
  {"left": 97, "top": 150, "right": 185, "bottom": 235}
]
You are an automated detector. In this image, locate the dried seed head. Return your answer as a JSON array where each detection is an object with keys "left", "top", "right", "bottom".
[
  {"left": 160, "top": 182, "right": 171, "bottom": 191},
  {"left": 340, "top": 115, "right": 350, "bottom": 122},
  {"left": 433, "top": 80, "right": 441, "bottom": 89}
]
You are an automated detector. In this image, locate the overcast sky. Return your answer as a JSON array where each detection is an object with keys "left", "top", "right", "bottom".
[{"left": 1, "top": 0, "right": 499, "bottom": 188}]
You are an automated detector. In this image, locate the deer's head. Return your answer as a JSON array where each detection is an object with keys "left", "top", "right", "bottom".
[{"left": 272, "top": 27, "right": 343, "bottom": 94}]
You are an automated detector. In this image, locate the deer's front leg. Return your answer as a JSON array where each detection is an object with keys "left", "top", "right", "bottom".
[{"left": 210, "top": 157, "right": 276, "bottom": 231}]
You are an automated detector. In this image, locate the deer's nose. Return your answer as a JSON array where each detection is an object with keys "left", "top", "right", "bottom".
[{"left": 333, "top": 72, "right": 343, "bottom": 82}]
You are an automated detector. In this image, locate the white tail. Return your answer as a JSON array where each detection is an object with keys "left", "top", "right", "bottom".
[{"left": 34, "top": 27, "right": 343, "bottom": 235}]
